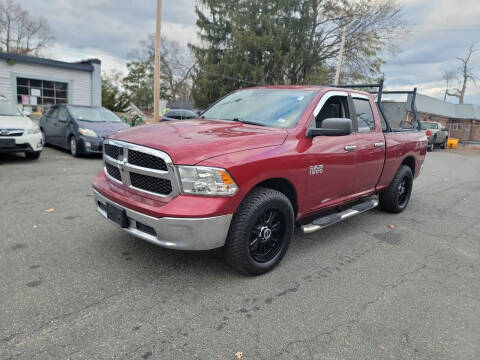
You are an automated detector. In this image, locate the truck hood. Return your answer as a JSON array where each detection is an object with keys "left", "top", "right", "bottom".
[
  {"left": 0, "top": 115, "right": 34, "bottom": 129},
  {"left": 108, "top": 119, "right": 288, "bottom": 164}
]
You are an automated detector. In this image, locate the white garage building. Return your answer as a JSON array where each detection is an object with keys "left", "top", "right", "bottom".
[{"left": 0, "top": 52, "right": 101, "bottom": 112}]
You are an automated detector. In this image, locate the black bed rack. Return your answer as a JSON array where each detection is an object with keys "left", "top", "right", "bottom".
[{"left": 329, "top": 79, "right": 421, "bottom": 131}]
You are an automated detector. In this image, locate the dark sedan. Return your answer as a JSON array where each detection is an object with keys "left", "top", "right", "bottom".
[{"left": 39, "top": 105, "right": 130, "bottom": 157}]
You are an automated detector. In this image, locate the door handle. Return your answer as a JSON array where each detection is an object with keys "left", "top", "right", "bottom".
[
  {"left": 374, "top": 142, "right": 385, "bottom": 148},
  {"left": 344, "top": 145, "right": 357, "bottom": 152}
]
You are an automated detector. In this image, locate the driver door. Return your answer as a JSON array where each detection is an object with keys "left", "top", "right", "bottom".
[{"left": 305, "top": 92, "right": 358, "bottom": 213}]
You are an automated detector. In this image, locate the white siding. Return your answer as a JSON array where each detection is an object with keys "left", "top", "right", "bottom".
[{"left": 0, "top": 59, "right": 92, "bottom": 105}]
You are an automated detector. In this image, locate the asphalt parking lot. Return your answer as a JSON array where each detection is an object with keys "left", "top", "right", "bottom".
[{"left": 1, "top": 147, "right": 480, "bottom": 360}]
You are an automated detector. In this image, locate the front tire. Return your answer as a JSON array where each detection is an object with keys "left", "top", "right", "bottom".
[
  {"left": 25, "top": 151, "right": 41, "bottom": 160},
  {"left": 224, "top": 187, "right": 294, "bottom": 275},
  {"left": 379, "top": 165, "right": 413, "bottom": 214},
  {"left": 40, "top": 129, "right": 47, "bottom": 146},
  {"left": 69, "top": 136, "right": 79, "bottom": 157}
]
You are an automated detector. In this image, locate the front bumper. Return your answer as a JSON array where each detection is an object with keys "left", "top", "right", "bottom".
[
  {"left": 78, "top": 136, "right": 103, "bottom": 154},
  {"left": 0, "top": 132, "right": 43, "bottom": 153},
  {"left": 93, "top": 189, "right": 233, "bottom": 250}
]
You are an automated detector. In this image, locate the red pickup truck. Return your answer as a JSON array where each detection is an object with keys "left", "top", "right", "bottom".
[{"left": 92, "top": 84, "right": 427, "bottom": 275}]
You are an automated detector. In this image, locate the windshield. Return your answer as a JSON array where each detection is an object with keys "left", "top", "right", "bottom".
[
  {"left": 201, "top": 88, "right": 317, "bottom": 128},
  {"left": 421, "top": 122, "right": 439, "bottom": 130},
  {"left": 68, "top": 106, "right": 121, "bottom": 122},
  {"left": 0, "top": 100, "right": 22, "bottom": 116}
]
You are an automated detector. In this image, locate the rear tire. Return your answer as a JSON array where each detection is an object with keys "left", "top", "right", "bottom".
[
  {"left": 25, "top": 151, "right": 41, "bottom": 160},
  {"left": 224, "top": 187, "right": 294, "bottom": 275},
  {"left": 379, "top": 165, "right": 413, "bottom": 214},
  {"left": 441, "top": 138, "right": 447, "bottom": 149}
]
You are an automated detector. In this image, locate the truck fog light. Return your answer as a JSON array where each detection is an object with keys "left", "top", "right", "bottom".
[
  {"left": 177, "top": 166, "right": 238, "bottom": 196},
  {"left": 85, "top": 142, "right": 91, "bottom": 149}
]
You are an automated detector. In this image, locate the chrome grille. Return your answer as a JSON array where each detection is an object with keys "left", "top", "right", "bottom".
[
  {"left": 104, "top": 143, "right": 122, "bottom": 159},
  {"left": 105, "top": 163, "right": 121, "bottom": 182},
  {"left": 103, "top": 139, "right": 179, "bottom": 198},
  {"left": 128, "top": 149, "right": 167, "bottom": 171},
  {"left": 130, "top": 173, "right": 172, "bottom": 194}
]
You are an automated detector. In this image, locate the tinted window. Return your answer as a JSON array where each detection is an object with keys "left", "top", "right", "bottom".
[
  {"left": 182, "top": 111, "right": 196, "bottom": 119},
  {"left": 201, "top": 89, "right": 317, "bottom": 128},
  {"left": 165, "top": 110, "right": 181, "bottom": 119},
  {"left": 57, "top": 107, "right": 68, "bottom": 121},
  {"left": 353, "top": 98, "right": 375, "bottom": 132},
  {"left": 421, "top": 122, "right": 439, "bottom": 130},
  {"left": 314, "top": 96, "right": 349, "bottom": 128},
  {"left": 49, "top": 107, "right": 59, "bottom": 117}
]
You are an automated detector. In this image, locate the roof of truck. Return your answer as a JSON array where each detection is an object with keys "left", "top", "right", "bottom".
[{"left": 238, "top": 85, "right": 372, "bottom": 96}]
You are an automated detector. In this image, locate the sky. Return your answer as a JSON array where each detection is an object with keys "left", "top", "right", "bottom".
[{"left": 21, "top": 0, "right": 480, "bottom": 105}]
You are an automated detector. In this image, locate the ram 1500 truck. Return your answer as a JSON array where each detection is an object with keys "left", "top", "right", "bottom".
[{"left": 92, "top": 84, "right": 427, "bottom": 275}]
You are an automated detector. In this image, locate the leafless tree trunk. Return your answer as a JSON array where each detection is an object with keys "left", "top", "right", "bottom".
[
  {"left": 446, "top": 45, "right": 477, "bottom": 104},
  {"left": 0, "top": 0, "right": 54, "bottom": 56}
]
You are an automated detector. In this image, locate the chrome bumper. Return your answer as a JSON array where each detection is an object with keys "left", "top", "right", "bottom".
[{"left": 93, "top": 190, "right": 232, "bottom": 250}]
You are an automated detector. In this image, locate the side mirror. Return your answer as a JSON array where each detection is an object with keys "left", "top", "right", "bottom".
[{"left": 306, "top": 118, "right": 352, "bottom": 137}]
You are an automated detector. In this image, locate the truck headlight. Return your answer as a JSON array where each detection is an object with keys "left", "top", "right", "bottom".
[
  {"left": 26, "top": 125, "right": 41, "bottom": 134},
  {"left": 78, "top": 128, "right": 98, "bottom": 137},
  {"left": 177, "top": 166, "right": 238, "bottom": 196}
]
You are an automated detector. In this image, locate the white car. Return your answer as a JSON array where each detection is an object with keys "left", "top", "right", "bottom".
[{"left": 0, "top": 98, "right": 43, "bottom": 159}]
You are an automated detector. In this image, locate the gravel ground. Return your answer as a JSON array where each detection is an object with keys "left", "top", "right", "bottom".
[{"left": 1, "top": 147, "right": 479, "bottom": 360}]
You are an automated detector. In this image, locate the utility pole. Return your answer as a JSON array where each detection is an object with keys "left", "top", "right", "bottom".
[
  {"left": 153, "top": 0, "right": 163, "bottom": 122},
  {"left": 334, "top": 25, "right": 347, "bottom": 85}
]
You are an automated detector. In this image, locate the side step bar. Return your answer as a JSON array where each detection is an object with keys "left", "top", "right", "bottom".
[{"left": 301, "top": 199, "right": 379, "bottom": 234}]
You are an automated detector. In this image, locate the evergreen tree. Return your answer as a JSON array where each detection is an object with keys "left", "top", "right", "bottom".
[{"left": 190, "top": 0, "right": 404, "bottom": 108}]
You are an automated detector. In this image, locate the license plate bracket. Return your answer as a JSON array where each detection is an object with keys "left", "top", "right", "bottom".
[
  {"left": 107, "top": 203, "right": 129, "bottom": 228},
  {"left": 0, "top": 139, "right": 15, "bottom": 148}
]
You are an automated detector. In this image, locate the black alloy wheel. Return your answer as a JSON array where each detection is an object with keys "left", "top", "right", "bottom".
[
  {"left": 249, "top": 209, "right": 285, "bottom": 263},
  {"left": 396, "top": 176, "right": 411, "bottom": 209},
  {"left": 224, "top": 187, "right": 294, "bottom": 275},
  {"left": 379, "top": 165, "right": 414, "bottom": 214}
]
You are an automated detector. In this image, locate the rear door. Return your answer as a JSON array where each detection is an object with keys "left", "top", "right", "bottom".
[
  {"left": 350, "top": 95, "right": 386, "bottom": 196},
  {"left": 305, "top": 91, "right": 358, "bottom": 212}
]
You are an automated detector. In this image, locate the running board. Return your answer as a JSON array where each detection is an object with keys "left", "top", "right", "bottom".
[{"left": 301, "top": 199, "right": 379, "bottom": 234}]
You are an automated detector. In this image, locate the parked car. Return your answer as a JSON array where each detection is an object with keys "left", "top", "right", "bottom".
[
  {"left": 0, "top": 96, "right": 43, "bottom": 159},
  {"left": 92, "top": 85, "right": 427, "bottom": 275},
  {"left": 161, "top": 109, "right": 198, "bottom": 121},
  {"left": 40, "top": 105, "right": 130, "bottom": 157},
  {"left": 421, "top": 121, "right": 448, "bottom": 151}
]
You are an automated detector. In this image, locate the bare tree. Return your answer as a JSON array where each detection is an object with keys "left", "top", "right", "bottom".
[
  {"left": 446, "top": 45, "right": 477, "bottom": 104},
  {"left": 0, "top": 0, "right": 54, "bottom": 56}
]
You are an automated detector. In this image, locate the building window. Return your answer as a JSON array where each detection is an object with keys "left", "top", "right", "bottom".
[
  {"left": 452, "top": 123, "right": 461, "bottom": 131},
  {"left": 17, "top": 77, "right": 68, "bottom": 106}
]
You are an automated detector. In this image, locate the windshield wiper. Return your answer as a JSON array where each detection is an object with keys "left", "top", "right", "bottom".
[{"left": 230, "top": 118, "right": 267, "bottom": 127}]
